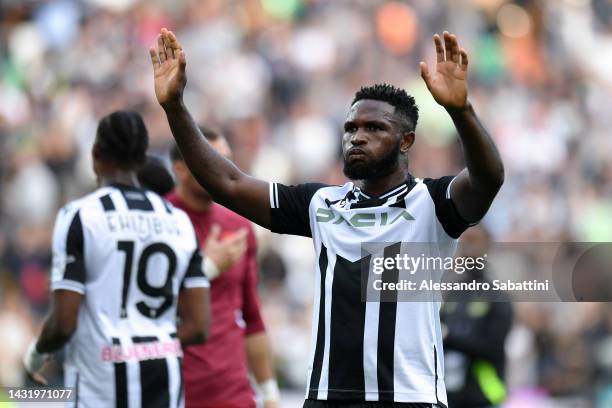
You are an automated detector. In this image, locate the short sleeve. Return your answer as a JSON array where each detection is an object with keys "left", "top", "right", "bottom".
[
  {"left": 50, "top": 206, "right": 86, "bottom": 294},
  {"left": 423, "top": 176, "right": 474, "bottom": 239},
  {"left": 181, "top": 230, "right": 210, "bottom": 289},
  {"left": 269, "top": 182, "right": 327, "bottom": 237}
]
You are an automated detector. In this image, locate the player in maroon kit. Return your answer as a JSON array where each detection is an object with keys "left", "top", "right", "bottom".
[{"left": 167, "top": 126, "right": 279, "bottom": 408}]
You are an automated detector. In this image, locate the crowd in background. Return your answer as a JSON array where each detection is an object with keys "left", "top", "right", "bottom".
[{"left": 1, "top": 0, "right": 612, "bottom": 406}]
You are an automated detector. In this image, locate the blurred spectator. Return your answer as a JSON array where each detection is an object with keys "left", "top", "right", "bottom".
[{"left": 442, "top": 226, "right": 514, "bottom": 408}]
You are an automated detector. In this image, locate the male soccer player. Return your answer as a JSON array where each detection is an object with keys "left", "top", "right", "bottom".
[
  {"left": 167, "top": 128, "right": 279, "bottom": 408},
  {"left": 23, "top": 111, "right": 211, "bottom": 408},
  {"left": 150, "top": 28, "right": 504, "bottom": 407}
]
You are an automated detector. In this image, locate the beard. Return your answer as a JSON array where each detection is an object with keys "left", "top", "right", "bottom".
[{"left": 343, "top": 139, "right": 401, "bottom": 180}]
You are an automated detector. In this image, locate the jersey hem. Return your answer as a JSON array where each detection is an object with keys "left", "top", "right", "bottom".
[{"left": 307, "top": 389, "right": 443, "bottom": 404}]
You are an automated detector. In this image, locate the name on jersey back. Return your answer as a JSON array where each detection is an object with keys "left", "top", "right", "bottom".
[{"left": 106, "top": 212, "right": 181, "bottom": 239}]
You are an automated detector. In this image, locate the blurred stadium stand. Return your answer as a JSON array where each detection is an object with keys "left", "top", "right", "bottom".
[{"left": 1, "top": 0, "right": 612, "bottom": 406}]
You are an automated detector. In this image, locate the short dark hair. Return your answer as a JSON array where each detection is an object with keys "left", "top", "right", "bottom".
[
  {"left": 96, "top": 111, "right": 148, "bottom": 167},
  {"left": 137, "top": 155, "right": 175, "bottom": 196},
  {"left": 352, "top": 83, "right": 419, "bottom": 132},
  {"left": 170, "top": 125, "right": 221, "bottom": 162}
]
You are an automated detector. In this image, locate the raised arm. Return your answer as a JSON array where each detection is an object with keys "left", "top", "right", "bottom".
[
  {"left": 149, "top": 29, "right": 271, "bottom": 228},
  {"left": 420, "top": 31, "right": 504, "bottom": 223}
]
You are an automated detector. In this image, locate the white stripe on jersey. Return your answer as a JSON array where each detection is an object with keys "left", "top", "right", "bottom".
[
  {"left": 269, "top": 182, "right": 282, "bottom": 209},
  {"left": 363, "top": 302, "right": 380, "bottom": 401},
  {"left": 316, "top": 247, "right": 336, "bottom": 400},
  {"left": 274, "top": 183, "right": 279, "bottom": 209}
]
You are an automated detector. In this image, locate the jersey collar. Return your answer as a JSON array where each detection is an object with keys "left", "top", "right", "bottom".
[{"left": 348, "top": 174, "right": 417, "bottom": 210}]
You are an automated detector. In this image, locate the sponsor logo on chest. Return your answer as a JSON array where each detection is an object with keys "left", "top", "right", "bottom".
[{"left": 315, "top": 207, "right": 415, "bottom": 227}]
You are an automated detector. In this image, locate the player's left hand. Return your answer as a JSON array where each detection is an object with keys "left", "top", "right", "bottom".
[
  {"left": 150, "top": 28, "right": 187, "bottom": 110},
  {"left": 26, "top": 370, "right": 49, "bottom": 386},
  {"left": 420, "top": 31, "right": 468, "bottom": 110},
  {"left": 263, "top": 401, "right": 280, "bottom": 408},
  {"left": 23, "top": 340, "right": 50, "bottom": 385}
]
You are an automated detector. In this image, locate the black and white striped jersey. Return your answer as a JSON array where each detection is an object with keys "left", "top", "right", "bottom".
[
  {"left": 269, "top": 174, "right": 471, "bottom": 407},
  {"left": 50, "top": 183, "right": 209, "bottom": 408}
]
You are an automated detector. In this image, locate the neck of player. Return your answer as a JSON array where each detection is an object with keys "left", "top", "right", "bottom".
[
  {"left": 176, "top": 184, "right": 213, "bottom": 212},
  {"left": 97, "top": 170, "right": 139, "bottom": 188},
  {"left": 357, "top": 167, "right": 408, "bottom": 198}
]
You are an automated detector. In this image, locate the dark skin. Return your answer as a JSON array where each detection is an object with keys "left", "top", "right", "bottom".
[
  {"left": 343, "top": 100, "right": 414, "bottom": 196},
  {"left": 29, "top": 143, "right": 210, "bottom": 385},
  {"left": 151, "top": 29, "right": 502, "bottom": 225}
]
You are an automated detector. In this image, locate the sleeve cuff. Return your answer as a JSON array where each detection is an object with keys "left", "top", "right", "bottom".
[
  {"left": 182, "top": 277, "right": 210, "bottom": 289},
  {"left": 51, "top": 280, "right": 85, "bottom": 294}
]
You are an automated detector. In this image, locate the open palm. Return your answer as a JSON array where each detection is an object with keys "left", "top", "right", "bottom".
[
  {"left": 420, "top": 31, "right": 469, "bottom": 110},
  {"left": 149, "top": 28, "right": 186, "bottom": 109}
]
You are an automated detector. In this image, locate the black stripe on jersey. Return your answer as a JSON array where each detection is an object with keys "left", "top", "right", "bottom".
[
  {"left": 328, "top": 254, "right": 368, "bottom": 400},
  {"left": 422, "top": 176, "right": 471, "bottom": 239},
  {"left": 177, "top": 356, "right": 184, "bottom": 407},
  {"left": 75, "top": 372, "right": 79, "bottom": 408},
  {"left": 100, "top": 194, "right": 115, "bottom": 211},
  {"left": 304, "top": 400, "right": 439, "bottom": 407},
  {"left": 389, "top": 199, "right": 406, "bottom": 208},
  {"left": 132, "top": 336, "right": 170, "bottom": 408},
  {"left": 181, "top": 230, "right": 205, "bottom": 288},
  {"left": 162, "top": 199, "right": 173, "bottom": 214},
  {"left": 114, "top": 184, "right": 155, "bottom": 211},
  {"left": 170, "top": 333, "right": 184, "bottom": 408},
  {"left": 184, "top": 247, "right": 204, "bottom": 279},
  {"left": 112, "top": 338, "right": 128, "bottom": 408},
  {"left": 308, "top": 244, "right": 328, "bottom": 399},
  {"left": 433, "top": 345, "right": 444, "bottom": 407},
  {"left": 64, "top": 211, "right": 86, "bottom": 284},
  {"left": 118, "top": 241, "right": 135, "bottom": 319},
  {"left": 378, "top": 242, "right": 401, "bottom": 400}
]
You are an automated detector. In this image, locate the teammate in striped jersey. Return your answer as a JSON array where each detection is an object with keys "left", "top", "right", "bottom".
[
  {"left": 150, "top": 28, "right": 503, "bottom": 408},
  {"left": 23, "top": 111, "right": 211, "bottom": 408}
]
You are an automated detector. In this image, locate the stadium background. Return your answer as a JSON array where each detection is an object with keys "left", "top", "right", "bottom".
[{"left": 1, "top": 0, "right": 611, "bottom": 406}]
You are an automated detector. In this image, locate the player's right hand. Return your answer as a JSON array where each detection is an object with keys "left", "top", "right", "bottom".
[
  {"left": 23, "top": 340, "right": 50, "bottom": 385},
  {"left": 204, "top": 225, "right": 248, "bottom": 277},
  {"left": 149, "top": 28, "right": 187, "bottom": 110}
]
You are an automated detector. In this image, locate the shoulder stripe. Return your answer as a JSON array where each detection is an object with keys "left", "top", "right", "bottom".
[
  {"left": 64, "top": 210, "right": 85, "bottom": 284},
  {"left": 446, "top": 176, "right": 456, "bottom": 199},
  {"left": 270, "top": 183, "right": 278, "bottom": 209},
  {"left": 119, "top": 189, "right": 154, "bottom": 211},
  {"left": 274, "top": 183, "right": 279, "bottom": 209},
  {"left": 162, "top": 199, "right": 173, "bottom": 214},
  {"left": 100, "top": 194, "right": 115, "bottom": 212}
]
